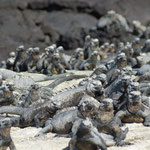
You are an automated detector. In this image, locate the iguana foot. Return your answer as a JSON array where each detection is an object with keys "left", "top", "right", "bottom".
[
  {"left": 116, "top": 141, "right": 131, "bottom": 146},
  {"left": 35, "top": 132, "right": 45, "bottom": 137}
]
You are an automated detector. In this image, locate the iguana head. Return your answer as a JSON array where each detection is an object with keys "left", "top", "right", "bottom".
[
  {"left": 78, "top": 96, "right": 100, "bottom": 119},
  {"left": 84, "top": 35, "right": 91, "bottom": 44},
  {"left": 97, "top": 98, "right": 114, "bottom": 123},
  {"left": 93, "top": 74, "right": 107, "bottom": 87},
  {"left": 127, "top": 81, "right": 140, "bottom": 94},
  {"left": 29, "top": 84, "right": 40, "bottom": 102},
  {"left": 17, "top": 45, "right": 27, "bottom": 58},
  {"left": 92, "top": 64, "right": 108, "bottom": 75},
  {"left": 56, "top": 46, "right": 64, "bottom": 58},
  {"left": 77, "top": 118, "right": 95, "bottom": 137},
  {"left": 127, "top": 91, "right": 142, "bottom": 113},
  {"left": 99, "top": 98, "right": 114, "bottom": 112},
  {"left": 32, "top": 47, "right": 40, "bottom": 60},
  {"left": 52, "top": 53, "right": 60, "bottom": 64},
  {"left": 116, "top": 53, "right": 127, "bottom": 69},
  {"left": 3, "top": 84, "right": 14, "bottom": 98},
  {"left": 9, "top": 51, "right": 16, "bottom": 58},
  {"left": 85, "top": 80, "right": 104, "bottom": 101}
]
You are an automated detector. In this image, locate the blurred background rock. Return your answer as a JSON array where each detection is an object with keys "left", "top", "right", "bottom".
[{"left": 0, "top": 0, "right": 150, "bottom": 61}]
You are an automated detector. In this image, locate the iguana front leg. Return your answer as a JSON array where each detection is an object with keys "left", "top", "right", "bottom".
[
  {"left": 88, "top": 131, "right": 107, "bottom": 150},
  {"left": 69, "top": 135, "right": 77, "bottom": 150},
  {"left": 35, "top": 123, "right": 53, "bottom": 137},
  {"left": 9, "top": 140, "right": 16, "bottom": 150},
  {"left": 114, "top": 110, "right": 128, "bottom": 126},
  {"left": 144, "top": 115, "right": 150, "bottom": 126},
  {"left": 114, "top": 126, "right": 129, "bottom": 146}
]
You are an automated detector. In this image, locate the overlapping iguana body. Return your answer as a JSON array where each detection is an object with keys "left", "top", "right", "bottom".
[
  {"left": 92, "top": 98, "right": 129, "bottom": 146},
  {"left": 81, "top": 51, "right": 99, "bottom": 71},
  {"left": 106, "top": 53, "right": 127, "bottom": 84},
  {"left": 46, "top": 53, "right": 65, "bottom": 75},
  {"left": 36, "top": 52, "right": 48, "bottom": 73},
  {"left": 0, "top": 101, "right": 58, "bottom": 128},
  {"left": 35, "top": 94, "right": 101, "bottom": 136},
  {"left": 115, "top": 82, "right": 150, "bottom": 126},
  {"left": 0, "top": 80, "right": 103, "bottom": 129},
  {"left": 35, "top": 107, "right": 81, "bottom": 136},
  {"left": 104, "top": 75, "right": 131, "bottom": 105}
]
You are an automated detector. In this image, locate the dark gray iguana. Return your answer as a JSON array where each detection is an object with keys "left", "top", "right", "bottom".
[
  {"left": 115, "top": 89, "right": 150, "bottom": 126},
  {"left": 92, "top": 98, "right": 129, "bottom": 146},
  {"left": 106, "top": 53, "right": 127, "bottom": 84},
  {"left": 13, "top": 45, "right": 27, "bottom": 72},
  {"left": 68, "top": 118, "right": 107, "bottom": 150},
  {"left": 0, "top": 84, "right": 15, "bottom": 106},
  {"left": 22, "top": 47, "right": 41, "bottom": 73},
  {"left": 112, "top": 77, "right": 150, "bottom": 126}
]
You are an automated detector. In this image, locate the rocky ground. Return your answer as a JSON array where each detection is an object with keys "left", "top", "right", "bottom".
[{"left": 11, "top": 123, "right": 150, "bottom": 150}]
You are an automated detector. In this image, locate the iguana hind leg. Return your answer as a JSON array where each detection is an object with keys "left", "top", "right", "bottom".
[
  {"left": 35, "top": 124, "right": 53, "bottom": 137},
  {"left": 144, "top": 114, "right": 150, "bottom": 126}
]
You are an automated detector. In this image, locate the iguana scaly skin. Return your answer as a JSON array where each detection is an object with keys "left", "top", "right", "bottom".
[
  {"left": 35, "top": 94, "right": 101, "bottom": 136},
  {"left": 35, "top": 107, "right": 81, "bottom": 136},
  {"left": 0, "top": 85, "right": 85, "bottom": 117}
]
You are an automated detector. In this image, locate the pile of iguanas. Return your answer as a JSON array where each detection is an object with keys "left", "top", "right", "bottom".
[
  {"left": 0, "top": 53, "right": 150, "bottom": 150},
  {"left": 0, "top": 29, "right": 150, "bottom": 149}
]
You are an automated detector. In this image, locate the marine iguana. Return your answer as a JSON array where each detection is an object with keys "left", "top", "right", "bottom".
[
  {"left": 0, "top": 117, "right": 16, "bottom": 150},
  {"left": 0, "top": 84, "right": 15, "bottom": 106},
  {"left": 68, "top": 118, "right": 107, "bottom": 150},
  {"left": 115, "top": 90, "right": 150, "bottom": 126},
  {"left": 24, "top": 47, "right": 41, "bottom": 73},
  {"left": 13, "top": 45, "right": 27, "bottom": 72},
  {"left": 92, "top": 98, "right": 129, "bottom": 146}
]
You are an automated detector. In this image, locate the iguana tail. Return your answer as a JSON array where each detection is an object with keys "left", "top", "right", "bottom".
[{"left": 0, "top": 106, "right": 25, "bottom": 115}]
